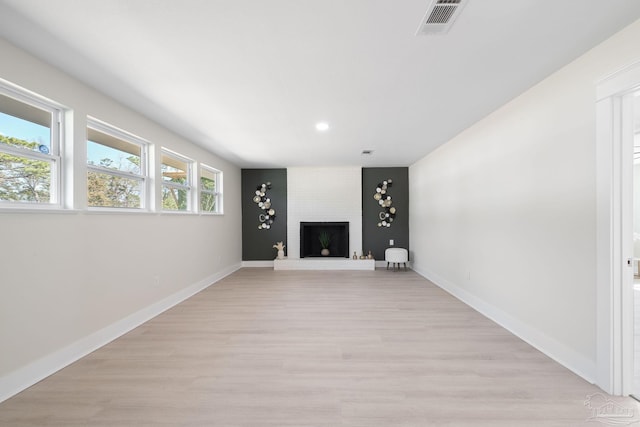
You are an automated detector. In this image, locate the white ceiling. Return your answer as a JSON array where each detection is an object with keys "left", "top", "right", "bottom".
[{"left": 1, "top": 0, "right": 640, "bottom": 168}]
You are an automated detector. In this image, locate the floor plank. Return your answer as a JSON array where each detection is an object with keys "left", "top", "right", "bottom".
[{"left": 0, "top": 268, "right": 636, "bottom": 426}]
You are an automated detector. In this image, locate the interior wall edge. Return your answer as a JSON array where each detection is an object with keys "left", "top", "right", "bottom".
[
  {"left": 411, "top": 263, "right": 597, "bottom": 385},
  {"left": 0, "top": 262, "right": 241, "bottom": 404}
]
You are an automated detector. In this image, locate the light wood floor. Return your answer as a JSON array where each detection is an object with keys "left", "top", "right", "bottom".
[{"left": 0, "top": 268, "right": 636, "bottom": 426}]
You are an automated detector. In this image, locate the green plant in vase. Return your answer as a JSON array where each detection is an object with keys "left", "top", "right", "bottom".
[{"left": 319, "top": 231, "right": 331, "bottom": 256}]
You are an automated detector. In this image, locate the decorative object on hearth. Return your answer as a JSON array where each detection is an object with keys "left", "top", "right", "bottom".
[
  {"left": 374, "top": 178, "right": 395, "bottom": 228},
  {"left": 253, "top": 182, "right": 275, "bottom": 230},
  {"left": 367, "top": 250, "right": 373, "bottom": 259},
  {"left": 353, "top": 252, "right": 357, "bottom": 260},
  {"left": 319, "top": 231, "right": 331, "bottom": 256},
  {"left": 273, "top": 241, "right": 286, "bottom": 259}
]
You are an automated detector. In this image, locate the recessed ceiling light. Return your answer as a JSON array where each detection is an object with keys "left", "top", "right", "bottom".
[
  {"left": 315, "top": 122, "right": 330, "bottom": 132},
  {"left": 362, "top": 150, "right": 374, "bottom": 155}
]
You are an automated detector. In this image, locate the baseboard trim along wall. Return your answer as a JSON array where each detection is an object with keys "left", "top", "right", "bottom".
[
  {"left": 242, "top": 261, "right": 275, "bottom": 268},
  {"left": 375, "top": 260, "right": 411, "bottom": 269},
  {"left": 412, "top": 264, "right": 596, "bottom": 385},
  {"left": 0, "top": 262, "right": 242, "bottom": 404}
]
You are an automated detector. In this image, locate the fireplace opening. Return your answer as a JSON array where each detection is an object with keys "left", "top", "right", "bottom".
[{"left": 300, "top": 222, "right": 349, "bottom": 258}]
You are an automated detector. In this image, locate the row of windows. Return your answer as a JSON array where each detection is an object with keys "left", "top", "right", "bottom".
[{"left": 0, "top": 81, "right": 223, "bottom": 213}]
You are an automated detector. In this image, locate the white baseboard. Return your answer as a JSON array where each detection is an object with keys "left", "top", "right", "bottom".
[
  {"left": 242, "top": 260, "right": 274, "bottom": 268},
  {"left": 376, "top": 260, "right": 411, "bottom": 269},
  {"left": 412, "top": 263, "right": 596, "bottom": 385},
  {"left": 0, "top": 262, "right": 241, "bottom": 404}
]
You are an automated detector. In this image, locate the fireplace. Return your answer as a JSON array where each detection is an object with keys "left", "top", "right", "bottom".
[{"left": 300, "top": 222, "right": 349, "bottom": 258}]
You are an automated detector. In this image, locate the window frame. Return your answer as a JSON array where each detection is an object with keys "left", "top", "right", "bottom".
[
  {"left": 86, "top": 117, "right": 149, "bottom": 211},
  {"left": 199, "top": 164, "right": 223, "bottom": 215},
  {"left": 161, "top": 148, "right": 194, "bottom": 213},
  {"left": 0, "top": 82, "right": 63, "bottom": 209}
]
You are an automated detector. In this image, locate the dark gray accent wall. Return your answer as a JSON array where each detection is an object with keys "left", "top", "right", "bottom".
[
  {"left": 362, "top": 167, "right": 409, "bottom": 261},
  {"left": 242, "top": 169, "right": 287, "bottom": 260}
]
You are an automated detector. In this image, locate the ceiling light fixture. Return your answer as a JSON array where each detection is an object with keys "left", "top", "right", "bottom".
[
  {"left": 315, "top": 122, "right": 330, "bottom": 132},
  {"left": 362, "top": 150, "right": 374, "bottom": 155}
]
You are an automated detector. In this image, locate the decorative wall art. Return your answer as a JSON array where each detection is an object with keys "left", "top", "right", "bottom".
[
  {"left": 253, "top": 182, "right": 275, "bottom": 229},
  {"left": 374, "top": 178, "right": 396, "bottom": 227}
]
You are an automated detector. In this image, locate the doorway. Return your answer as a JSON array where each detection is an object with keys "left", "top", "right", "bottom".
[{"left": 595, "top": 62, "right": 640, "bottom": 396}]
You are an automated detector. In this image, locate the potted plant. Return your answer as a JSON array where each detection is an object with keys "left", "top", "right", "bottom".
[{"left": 319, "top": 231, "right": 331, "bottom": 256}]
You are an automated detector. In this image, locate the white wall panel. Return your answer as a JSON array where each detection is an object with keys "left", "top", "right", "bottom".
[
  {"left": 287, "top": 167, "right": 362, "bottom": 259},
  {"left": 409, "top": 19, "right": 640, "bottom": 383},
  {"left": 0, "top": 38, "right": 242, "bottom": 400}
]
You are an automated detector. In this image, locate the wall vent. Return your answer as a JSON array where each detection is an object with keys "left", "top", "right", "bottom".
[{"left": 416, "top": 0, "right": 467, "bottom": 35}]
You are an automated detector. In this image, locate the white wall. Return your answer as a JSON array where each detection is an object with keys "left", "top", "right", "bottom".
[
  {"left": 635, "top": 127, "right": 640, "bottom": 263},
  {"left": 634, "top": 161, "right": 640, "bottom": 264},
  {"left": 409, "top": 19, "right": 640, "bottom": 383},
  {"left": 0, "top": 39, "right": 242, "bottom": 400},
  {"left": 287, "top": 167, "right": 362, "bottom": 259}
]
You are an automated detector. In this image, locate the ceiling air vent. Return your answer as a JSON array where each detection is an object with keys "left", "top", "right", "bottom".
[{"left": 416, "top": 0, "right": 467, "bottom": 35}]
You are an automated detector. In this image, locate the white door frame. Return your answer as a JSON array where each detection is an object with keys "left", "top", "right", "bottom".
[{"left": 596, "top": 61, "right": 640, "bottom": 395}]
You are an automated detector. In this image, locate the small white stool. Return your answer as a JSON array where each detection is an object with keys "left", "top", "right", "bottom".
[{"left": 385, "top": 248, "right": 408, "bottom": 271}]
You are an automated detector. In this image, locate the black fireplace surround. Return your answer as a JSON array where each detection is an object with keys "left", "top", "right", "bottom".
[{"left": 300, "top": 222, "right": 349, "bottom": 258}]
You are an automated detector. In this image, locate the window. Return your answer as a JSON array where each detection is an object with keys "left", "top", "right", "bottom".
[
  {"left": 0, "top": 85, "right": 62, "bottom": 207},
  {"left": 200, "top": 164, "right": 222, "bottom": 214},
  {"left": 161, "top": 149, "right": 193, "bottom": 211},
  {"left": 87, "top": 118, "right": 148, "bottom": 209}
]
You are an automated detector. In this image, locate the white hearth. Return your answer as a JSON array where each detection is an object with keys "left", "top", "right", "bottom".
[{"left": 274, "top": 258, "right": 375, "bottom": 271}]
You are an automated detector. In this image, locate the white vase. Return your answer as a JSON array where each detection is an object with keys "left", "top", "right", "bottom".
[
  {"left": 321, "top": 248, "right": 330, "bottom": 256},
  {"left": 277, "top": 250, "right": 285, "bottom": 259}
]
